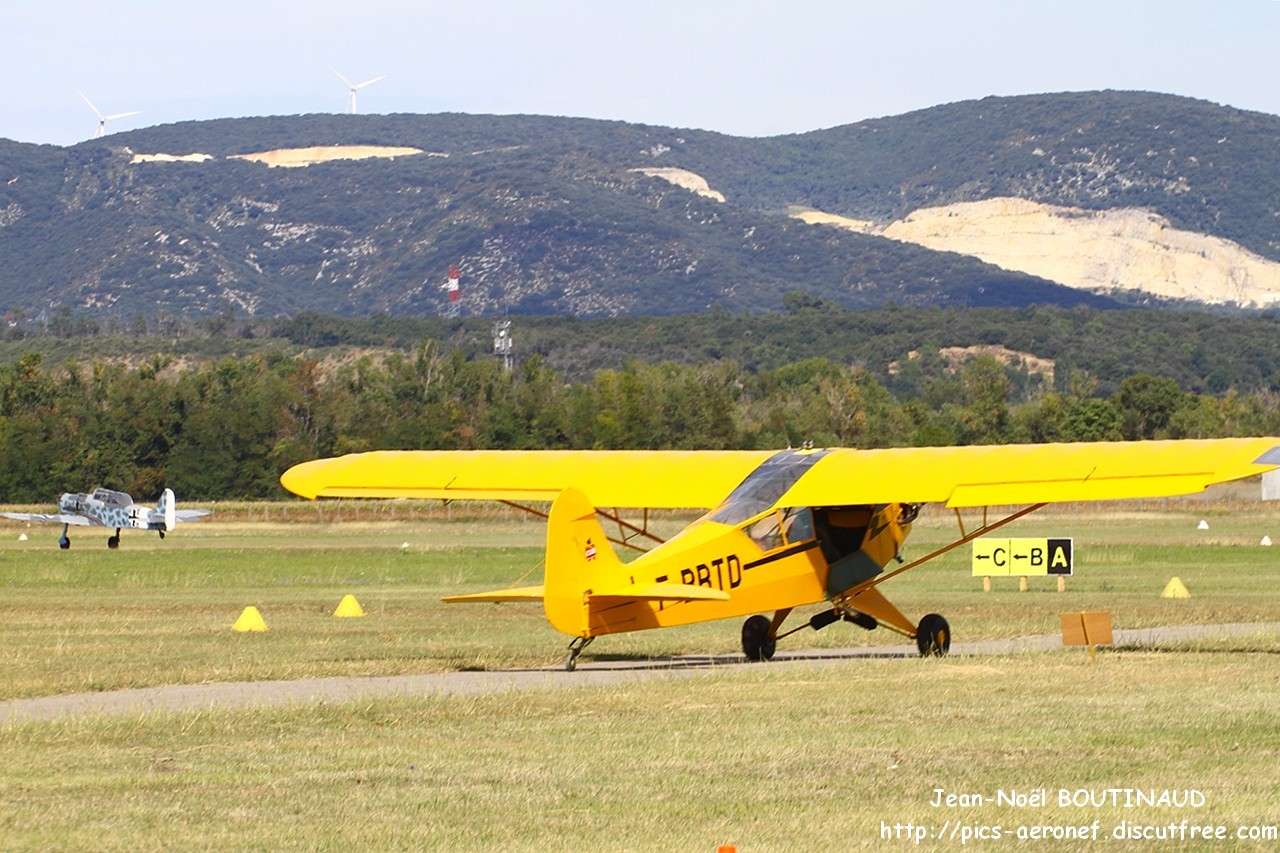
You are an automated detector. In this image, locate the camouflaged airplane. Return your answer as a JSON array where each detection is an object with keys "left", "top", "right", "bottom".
[
  {"left": 3, "top": 488, "right": 211, "bottom": 549},
  {"left": 281, "top": 438, "right": 1280, "bottom": 670}
]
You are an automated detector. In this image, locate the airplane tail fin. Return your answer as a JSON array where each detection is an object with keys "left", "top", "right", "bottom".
[
  {"left": 543, "top": 487, "right": 623, "bottom": 637},
  {"left": 157, "top": 488, "right": 176, "bottom": 531},
  {"left": 443, "top": 488, "right": 727, "bottom": 638}
]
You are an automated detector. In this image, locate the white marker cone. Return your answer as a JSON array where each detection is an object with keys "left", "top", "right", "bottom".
[{"left": 1197, "top": 519, "right": 1209, "bottom": 530}]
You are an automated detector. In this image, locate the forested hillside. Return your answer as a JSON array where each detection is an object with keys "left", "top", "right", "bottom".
[
  {"left": 9, "top": 305, "right": 1280, "bottom": 396},
  {"left": 3, "top": 91, "right": 1277, "bottom": 318}
]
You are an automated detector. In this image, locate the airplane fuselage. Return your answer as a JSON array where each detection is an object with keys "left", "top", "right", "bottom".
[
  {"left": 578, "top": 502, "right": 913, "bottom": 638},
  {"left": 58, "top": 489, "right": 155, "bottom": 529}
]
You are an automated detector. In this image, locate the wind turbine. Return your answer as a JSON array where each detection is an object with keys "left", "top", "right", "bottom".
[
  {"left": 78, "top": 92, "right": 141, "bottom": 138},
  {"left": 332, "top": 70, "right": 386, "bottom": 114}
]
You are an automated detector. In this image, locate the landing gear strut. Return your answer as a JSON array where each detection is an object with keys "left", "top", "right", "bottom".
[
  {"left": 58, "top": 524, "right": 70, "bottom": 550},
  {"left": 107, "top": 528, "right": 121, "bottom": 550},
  {"left": 563, "top": 636, "right": 593, "bottom": 671},
  {"left": 916, "top": 613, "right": 951, "bottom": 657}
]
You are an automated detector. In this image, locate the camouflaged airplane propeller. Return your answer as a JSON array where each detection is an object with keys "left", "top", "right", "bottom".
[{"left": 3, "top": 488, "right": 211, "bottom": 549}]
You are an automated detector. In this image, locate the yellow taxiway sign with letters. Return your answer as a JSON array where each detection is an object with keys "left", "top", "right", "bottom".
[{"left": 972, "top": 538, "right": 1073, "bottom": 577}]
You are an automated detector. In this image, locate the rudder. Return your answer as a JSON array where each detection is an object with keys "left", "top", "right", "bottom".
[
  {"left": 160, "top": 488, "right": 176, "bottom": 531},
  {"left": 543, "top": 487, "right": 621, "bottom": 637}
]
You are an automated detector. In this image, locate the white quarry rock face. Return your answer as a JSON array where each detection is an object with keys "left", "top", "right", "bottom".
[
  {"left": 792, "top": 196, "right": 1280, "bottom": 308},
  {"left": 629, "top": 168, "right": 726, "bottom": 203}
]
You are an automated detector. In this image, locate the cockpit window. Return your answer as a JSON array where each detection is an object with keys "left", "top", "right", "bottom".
[
  {"left": 782, "top": 507, "right": 816, "bottom": 543},
  {"left": 92, "top": 489, "right": 130, "bottom": 508},
  {"left": 709, "top": 450, "right": 829, "bottom": 526},
  {"left": 747, "top": 513, "right": 784, "bottom": 551},
  {"left": 746, "top": 506, "right": 818, "bottom": 552}
]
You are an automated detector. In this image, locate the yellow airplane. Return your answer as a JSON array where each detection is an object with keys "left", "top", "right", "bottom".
[{"left": 281, "top": 438, "right": 1280, "bottom": 669}]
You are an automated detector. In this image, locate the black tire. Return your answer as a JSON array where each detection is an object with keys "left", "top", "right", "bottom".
[
  {"left": 916, "top": 613, "right": 951, "bottom": 657},
  {"left": 58, "top": 538, "right": 70, "bottom": 550},
  {"left": 741, "top": 614, "right": 776, "bottom": 662},
  {"left": 107, "top": 535, "right": 120, "bottom": 550}
]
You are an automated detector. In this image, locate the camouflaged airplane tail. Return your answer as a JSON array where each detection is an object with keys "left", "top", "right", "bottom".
[{"left": 150, "top": 488, "right": 177, "bottom": 531}]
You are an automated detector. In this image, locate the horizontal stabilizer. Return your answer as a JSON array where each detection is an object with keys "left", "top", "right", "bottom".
[
  {"left": 442, "top": 585, "right": 545, "bottom": 603},
  {"left": 588, "top": 582, "right": 730, "bottom": 603}
]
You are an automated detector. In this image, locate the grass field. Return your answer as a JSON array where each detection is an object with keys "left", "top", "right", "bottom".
[
  {"left": 1, "top": 498, "right": 1278, "bottom": 699},
  {"left": 2, "top": 496, "right": 1280, "bottom": 849}
]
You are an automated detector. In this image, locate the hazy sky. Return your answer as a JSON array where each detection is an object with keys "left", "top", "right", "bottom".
[{"left": 5, "top": 0, "right": 1278, "bottom": 145}]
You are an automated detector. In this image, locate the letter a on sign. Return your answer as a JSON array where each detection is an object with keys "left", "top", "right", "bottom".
[{"left": 1047, "top": 538, "right": 1073, "bottom": 575}]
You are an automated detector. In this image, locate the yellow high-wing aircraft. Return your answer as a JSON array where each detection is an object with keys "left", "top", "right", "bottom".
[{"left": 281, "top": 438, "right": 1280, "bottom": 669}]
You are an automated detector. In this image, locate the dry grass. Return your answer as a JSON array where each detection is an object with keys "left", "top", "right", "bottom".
[
  {"left": 2, "top": 653, "right": 1279, "bottom": 850},
  {"left": 1, "top": 499, "right": 1280, "bottom": 699},
  {"left": 2, "top": 497, "right": 1280, "bottom": 849}
]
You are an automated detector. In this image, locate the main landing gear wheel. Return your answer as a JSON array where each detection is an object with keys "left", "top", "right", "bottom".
[
  {"left": 741, "top": 614, "right": 776, "bottom": 662},
  {"left": 107, "top": 534, "right": 120, "bottom": 550},
  {"left": 58, "top": 536, "right": 70, "bottom": 550},
  {"left": 916, "top": 613, "right": 951, "bottom": 657}
]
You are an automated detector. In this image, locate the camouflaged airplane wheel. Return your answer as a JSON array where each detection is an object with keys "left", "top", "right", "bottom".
[
  {"left": 107, "top": 535, "right": 120, "bottom": 550},
  {"left": 741, "top": 614, "right": 776, "bottom": 662},
  {"left": 916, "top": 613, "right": 951, "bottom": 657},
  {"left": 58, "top": 537, "right": 70, "bottom": 550}
]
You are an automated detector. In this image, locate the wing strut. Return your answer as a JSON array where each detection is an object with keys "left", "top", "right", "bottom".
[
  {"left": 848, "top": 502, "right": 1046, "bottom": 598},
  {"left": 499, "top": 499, "right": 656, "bottom": 552},
  {"left": 598, "top": 507, "right": 665, "bottom": 549}
]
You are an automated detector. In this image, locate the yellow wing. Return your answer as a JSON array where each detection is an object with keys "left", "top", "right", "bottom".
[
  {"left": 778, "top": 438, "right": 1280, "bottom": 508},
  {"left": 280, "top": 449, "right": 773, "bottom": 508}
]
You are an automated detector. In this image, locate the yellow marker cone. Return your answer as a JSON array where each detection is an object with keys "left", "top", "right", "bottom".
[
  {"left": 1161, "top": 577, "right": 1191, "bottom": 599},
  {"left": 334, "top": 594, "right": 366, "bottom": 618},
  {"left": 232, "top": 606, "right": 268, "bottom": 632}
]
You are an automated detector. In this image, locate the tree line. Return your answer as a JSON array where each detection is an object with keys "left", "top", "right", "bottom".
[{"left": 0, "top": 346, "right": 1276, "bottom": 502}]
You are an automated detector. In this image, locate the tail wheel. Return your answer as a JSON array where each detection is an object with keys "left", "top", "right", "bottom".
[
  {"left": 741, "top": 614, "right": 776, "bottom": 662},
  {"left": 916, "top": 613, "right": 951, "bottom": 657}
]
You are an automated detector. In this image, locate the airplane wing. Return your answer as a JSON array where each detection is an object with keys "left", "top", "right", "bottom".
[
  {"left": 280, "top": 450, "right": 774, "bottom": 508},
  {"left": 776, "top": 437, "right": 1280, "bottom": 508},
  {"left": 1, "top": 512, "right": 95, "bottom": 526}
]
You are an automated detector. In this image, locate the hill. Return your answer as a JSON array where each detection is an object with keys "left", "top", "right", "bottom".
[{"left": 2, "top": 91, "right": 1278, "bottom": 317}]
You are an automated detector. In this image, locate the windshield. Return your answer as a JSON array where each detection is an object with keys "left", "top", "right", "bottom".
[
  {"left": 708, "top": 450, "right": 828, "bottom": 525},
  {"left": 92, "top": 489, "right": 131, "bottom": 507}
]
